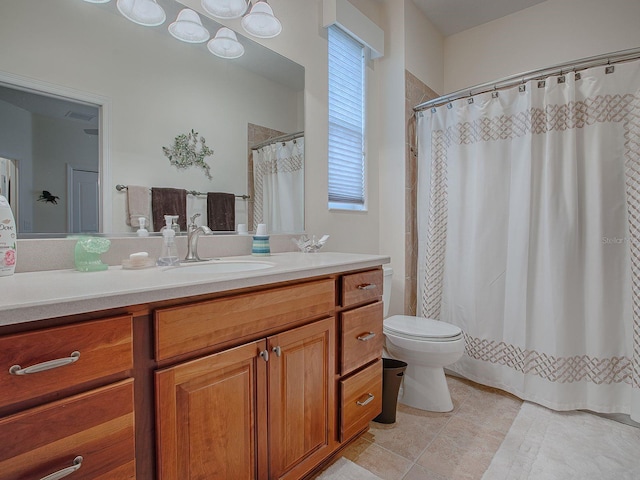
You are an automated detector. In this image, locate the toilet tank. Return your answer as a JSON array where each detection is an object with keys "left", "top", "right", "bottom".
[{"left": 382, "top": 265, "right": 393, "bottom": 317}]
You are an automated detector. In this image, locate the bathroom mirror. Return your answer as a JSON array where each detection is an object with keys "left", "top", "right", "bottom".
[{"left": 0, "top": 0, "right": 304, "bottom": 237}]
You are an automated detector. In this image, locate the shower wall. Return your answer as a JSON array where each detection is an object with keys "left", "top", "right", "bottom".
[{"left": 405, "top": 70, "right": 438, "bottom": 315}]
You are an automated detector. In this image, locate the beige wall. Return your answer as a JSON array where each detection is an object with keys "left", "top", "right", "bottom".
[
  {"left": 377, "top": 1, "right": 408, "bottom": 315},
  {"left": 181, "top": 0, "right": 387, "bottom": 256},
  {"left": 1, "top": 0, "right": 302, "bottom": 233},
  {"left": 181, "top": 0, "right": 640, "bottom": 318},
  {"left": 228, "top": 0, "right": 444, "bottom": 316},
  {"left": 15, "top": 0, "right": 637, "bottom": 317},
  {"left": 404, "top": 0, "right": 444, "bottom": 94},
  {"left": 444, "top": 0, "right": 640, "bottom": 93}
]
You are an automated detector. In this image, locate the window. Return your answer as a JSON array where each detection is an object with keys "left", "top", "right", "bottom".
[{"left": 328, "top": 25, "right": 366, "bottom": 210}]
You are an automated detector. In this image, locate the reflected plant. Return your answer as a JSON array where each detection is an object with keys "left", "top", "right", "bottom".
[{"left": 162, "top": 129, "right": 214, "bottom": 180}]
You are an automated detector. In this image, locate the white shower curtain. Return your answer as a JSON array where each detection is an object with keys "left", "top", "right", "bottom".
[
  {"left": 417, "top": 59, "right": 640, "bottom": 421},
  {"left": 253, "top": 138, "right": 304, "bottom": 233}
]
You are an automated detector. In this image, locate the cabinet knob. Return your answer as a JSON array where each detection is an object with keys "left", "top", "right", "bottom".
[
  {"left": 357, "top": 283, "right": 377, "bottom": 290},
  {"left": 259, "top": 350, "right": 269, "bottom": 362},
  {"left": 9, "top": 351, "right": 80, "bottom": 376},
  {"left": 39, "top": 455, "right": 83, "bottom": 480},
  {"left": 356, "top": 332, "right": 376, "bottom": 342},
  {"left": 356, "top": 393, "right": 375, "bottom": 406},
  {"left": 272, "top": 346, "right": 282, "bottom": 357}
]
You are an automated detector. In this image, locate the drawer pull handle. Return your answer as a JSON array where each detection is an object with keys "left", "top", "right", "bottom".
[
  {"left": 272, "top": 346, "right": 282, "bottom": 357},
  {"left": 259, "top": 350, "right": 269, "bottom": 362},
  {"left": 357, "top": 283, "right": 377, "bottom": 291},
  {"left": 40, "top": 456, "right": 83, "bottom": 480},
  {"left": 357, "top": 332, "right": 376, "bottom": 342},
  {"left": 9, "top": 351, "right": 80, "bottom": 376},
  {"left": 356, "top": 393, "right": 375, "bottom": 406}
]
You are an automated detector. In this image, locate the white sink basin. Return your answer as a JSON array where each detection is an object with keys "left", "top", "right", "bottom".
[{"left": 163, "top": 260, "right": 275, "bottom": 275}]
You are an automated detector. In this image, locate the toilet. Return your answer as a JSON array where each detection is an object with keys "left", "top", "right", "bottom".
[{"left": 382, "top": 265, "right": 464, "bottom": 412}]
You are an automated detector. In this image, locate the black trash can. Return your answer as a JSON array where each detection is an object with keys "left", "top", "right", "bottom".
[{"left": 373, "top": 358, "right": 408, "bottom": 424}]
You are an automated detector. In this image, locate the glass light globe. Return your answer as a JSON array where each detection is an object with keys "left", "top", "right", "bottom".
[
  {"left": 207, "top": 27, "right": 245, "bottom": 59},
  {"left": 201, "top": 0, "right": 248, "bottom": 20},
  {"left": 241, "top": 1, "right": 282, "bottom": 39},
  {"left": 168, "top": 9, "right": 210, "bottom": 43},
  {"left": 116, "top": 0, "right": 166, "bottom": 27}
]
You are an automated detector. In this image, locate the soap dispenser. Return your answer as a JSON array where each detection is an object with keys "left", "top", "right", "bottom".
[
  {"left": 157, "top": 215, "right": 180, "bottom": 266},
  {"left": 136, "top": 217, "right": 149, "bottom": 237},
  {"left": 170, "top": 215, "right": 180, "bottom": 235}
]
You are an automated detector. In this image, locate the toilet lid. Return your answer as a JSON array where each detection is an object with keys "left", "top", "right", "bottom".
[{"left": 384, "top": 315, "right": 462, "bottom": 340}]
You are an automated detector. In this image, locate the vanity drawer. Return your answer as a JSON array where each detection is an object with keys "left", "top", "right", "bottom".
[
  {"left": 340, "top": 302, "right": 383, "bottom": 375},
  {"left": 0, "top": 316, "right": 133, "bottom": 409},
  {"left": 0, "top": 379, "right": 135, "bottom": 480},
  {"left": 155, "top": 278, "right": 335, "bottom": 360},
  {"left": 339, "top": 359, "right": 382, "bottom": 442},
  {"left": 341, "top": 269, "right": 383, "bottom": 307}
]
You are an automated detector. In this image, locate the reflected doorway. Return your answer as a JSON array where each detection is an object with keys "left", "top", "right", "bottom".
[
  {"left": 67, "top": 166, "right": 99, "bottom": 233},
  {"left": 0, "top": 83, "right": 99, "bottom": 235},
  {"left": 0, "top": 157, "right": 18, "bottom": 221}
]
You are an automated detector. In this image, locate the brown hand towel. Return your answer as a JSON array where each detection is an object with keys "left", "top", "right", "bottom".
[
  {"left": 151, "top": 188, "right": 187, "bottom": 232},
  {"left": 207, "top": 192, "right": 235, "bottom": 231}
]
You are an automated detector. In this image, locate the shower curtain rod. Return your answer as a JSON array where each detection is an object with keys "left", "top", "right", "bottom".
[
  {"left": 251, "top": 130, "right": 304, "bottom": 150},
  {"left": 414, "top": 46, "right": 640, "bottom": 112}
]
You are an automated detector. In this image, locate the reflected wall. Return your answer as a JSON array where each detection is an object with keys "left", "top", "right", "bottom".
[{"left": 0, "top": 0, "right": 304, "bottom": 235}]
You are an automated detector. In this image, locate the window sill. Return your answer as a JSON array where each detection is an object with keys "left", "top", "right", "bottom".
[{"left": 329, "top": 202, "right": 368, "bottom": 212}]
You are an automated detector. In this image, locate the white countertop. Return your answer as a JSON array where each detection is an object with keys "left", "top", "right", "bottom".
[{"left": 0, "top": 252, "right": 390, "bottom": 327}]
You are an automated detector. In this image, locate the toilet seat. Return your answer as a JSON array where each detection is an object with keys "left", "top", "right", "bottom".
[{"left": 384, "top": 315, "right": 462, "bottom": 342}]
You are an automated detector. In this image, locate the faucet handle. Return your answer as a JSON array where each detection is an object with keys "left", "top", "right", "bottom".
[{"left": 189, "top": 213, "right": 201, "bottom": 226}]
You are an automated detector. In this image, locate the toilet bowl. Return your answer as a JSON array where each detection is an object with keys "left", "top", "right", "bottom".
[{"left": 382, "top": 266, "right": 464, "bottom": 412}]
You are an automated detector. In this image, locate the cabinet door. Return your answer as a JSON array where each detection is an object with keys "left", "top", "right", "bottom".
[
  {"left": 268, "top": 317, "right": 335, "bottom": 480},
  {"left": 155, "top": 340, "right": 268, "bottom": 480}
]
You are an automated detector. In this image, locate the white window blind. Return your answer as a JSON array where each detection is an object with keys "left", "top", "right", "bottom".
[{"left": 328, "top": 25, "right": 365, "bottom": 209}]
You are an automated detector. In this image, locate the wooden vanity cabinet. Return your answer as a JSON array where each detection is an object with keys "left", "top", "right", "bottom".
[
  {"left": 154, "top": 280, "right": 336, "bottom": 480},
  {"left": 0, "top": 265, "right": 385, "bottom": 480}
]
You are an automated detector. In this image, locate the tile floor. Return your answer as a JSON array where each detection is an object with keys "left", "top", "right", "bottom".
[{"left": 324, "top": 375, "right": 523, "bottom": 480}]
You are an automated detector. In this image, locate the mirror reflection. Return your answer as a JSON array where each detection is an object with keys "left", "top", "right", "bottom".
[{"left": 0, "top": 0, "right": 304, "bottom": 237}]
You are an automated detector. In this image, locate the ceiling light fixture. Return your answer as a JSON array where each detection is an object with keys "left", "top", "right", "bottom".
[
  {"left": 241, "top": 0, "right": 281, "bottom": 39},
  {"left": 207, "top": 27, "right": 245, "bottom": 59},
  {"left": 116, "top": 0, "right": 166, "bottom": 27},
  {"left": 169, "top": 9, "right": 210, "bottom": 43},
  {"left": 201, "top": 0, "right": 248, "bottom": 20}
]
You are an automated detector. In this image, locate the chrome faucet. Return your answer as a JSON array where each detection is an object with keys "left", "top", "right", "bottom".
[{"left": 184, "top": 213, "right": 212, "bottom": 262}]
